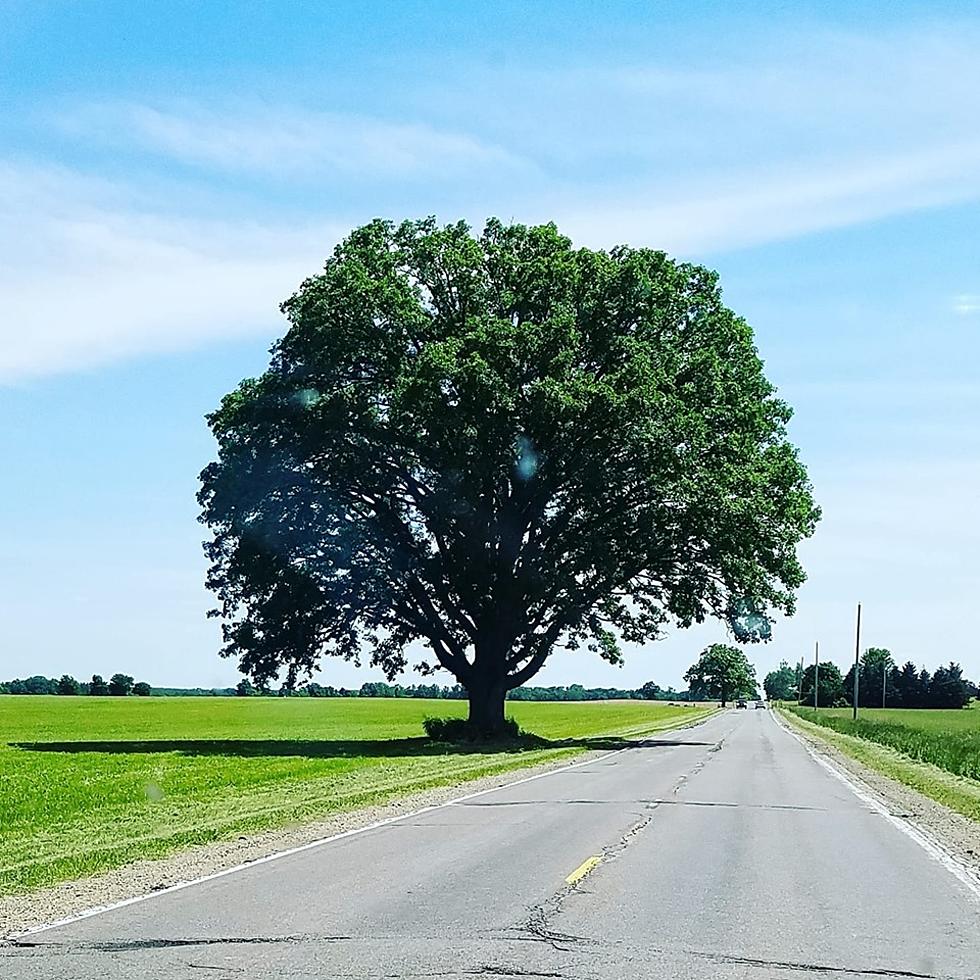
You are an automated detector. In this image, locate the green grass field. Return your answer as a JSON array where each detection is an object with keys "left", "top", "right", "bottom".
[
  {"left": 784, "top": 703, "right": 980, "bottom": 823},
  {"left": 0, "top": 696, "right": 709, "bottom": 896}
]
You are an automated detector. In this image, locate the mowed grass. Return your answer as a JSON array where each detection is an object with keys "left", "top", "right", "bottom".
[{"left": 0, "top": 696, "right": 708, "bottom": 895}]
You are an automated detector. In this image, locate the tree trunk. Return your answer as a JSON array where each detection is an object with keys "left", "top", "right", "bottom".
[{"left": 467, "top": 678, "right": 508, "bottom": 738}]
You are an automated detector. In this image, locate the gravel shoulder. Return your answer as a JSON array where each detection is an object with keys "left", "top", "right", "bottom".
[{"left": 778, "top": 708, "right": 980, "bottom": 878}]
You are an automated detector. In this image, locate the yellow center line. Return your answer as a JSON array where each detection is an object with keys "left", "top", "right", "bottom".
[{"left": 564, "top": 855, "right": 603, "bottom": 885}]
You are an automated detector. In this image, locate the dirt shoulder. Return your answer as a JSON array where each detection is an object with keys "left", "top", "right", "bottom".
[{"left": 778, "top": 708, "right": 980, "bottom": 879}]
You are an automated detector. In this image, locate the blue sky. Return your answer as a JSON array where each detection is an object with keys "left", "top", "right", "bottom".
[{"left": 1, "top": 1, "right": 978, "bottom": 691}]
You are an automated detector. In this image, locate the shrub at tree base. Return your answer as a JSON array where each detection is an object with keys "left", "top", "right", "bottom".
[{"left": 423, "top": 715, "right": 528, "bottom": 745}]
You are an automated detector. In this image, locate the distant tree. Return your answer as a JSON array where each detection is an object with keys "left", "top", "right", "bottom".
[
  {"left": 918, "top": 668, "right": 933, "bottom": 699},
  {"left": 57, "top": 674, "right": 80, "bottom": 696},
  {"left": 638, "top": 681, "right": 662, "bottom": 701},
  {"left": 132, "top": 681, "right": 152, "bottom": 696},
  {"left": 103, "top": 674, "right": 133, "bottom": 698},
  {"left": 928, "top": 663, "right": 971, "bottom": 709},
  {"left": 89, "top": 674, "right": 109, "bottom": 696},
  {"left": 199, "top": 218, "right": 819, "bottom": 736},
  {"left": 763, "top": 661, "right": 797, "bottom": 701},
  {"left": 235, "top": 679, "right": 257, "bottom": 697},
  {"left": 108, "top": 673, "right": 134, "bottom": 696},
  {"left": 862, "top": 648, "right": 895, "bottom": 707},
  {"left": 799, "top": 661, "right": 844, "bottom": 707},
  {"left": 360, "top": 682, "right": 393, "bottom": 698},
  {"left": 684, "top": 645, "right": 757, "bottom": 707},
  {"left": 891, "top": 661, "right": 921, "bottom": 708},
  {"left": 24, "top": 675, "right": 58, "bottom": 695}
]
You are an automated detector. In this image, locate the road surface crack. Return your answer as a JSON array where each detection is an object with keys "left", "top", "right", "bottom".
[
  {"left": 641, "top": 798, "right": 829, "bottom": 812},
  {"left": 467, "top": 967, "right": 564, "bottom": 977},
  {"left": 517, "top": 738, "right": 728, "bottom": 946},
  {"left": 687, "top": 948, "right": 938, "bottom": 978}
]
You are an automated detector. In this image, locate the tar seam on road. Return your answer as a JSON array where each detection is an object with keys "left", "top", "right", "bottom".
[{"left": 774, "top": 711, "right": 980, "bottom": 904}]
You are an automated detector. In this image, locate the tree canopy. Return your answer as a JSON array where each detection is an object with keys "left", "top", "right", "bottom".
[
  {"left": 683, "top": 644, "right": 758, "bottom": 706},
  {"left": 763, "top": 660, "right": 798, "bottom": 701},
  {"left": 200, "top": 217, "right": 818, "bottom": 734},
  {"left": 799, "top": 661, "right": 844, "bottom": 707},
  {"left": 108, "top": 673, "right": 135, "bottom": 697}
]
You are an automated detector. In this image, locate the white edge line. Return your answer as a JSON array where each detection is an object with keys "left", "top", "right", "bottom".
[
  {"left": 10, "top": 713, "right": 719, "bottom": 941},
  {"left": 774, "top": 711, "right": 980, "bottom": 903}
]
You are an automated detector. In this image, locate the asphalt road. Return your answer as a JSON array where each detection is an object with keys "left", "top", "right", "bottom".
[{"left": 4, "top": 709, "right": 979, "bottom": 979}]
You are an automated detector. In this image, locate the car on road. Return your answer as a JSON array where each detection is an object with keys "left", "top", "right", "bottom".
[
  {"left": 736, "top": 699, "right": 747, "bottom": 709},
  {"left": 755, "top": 700, "right": 766, "bottom": 709}
]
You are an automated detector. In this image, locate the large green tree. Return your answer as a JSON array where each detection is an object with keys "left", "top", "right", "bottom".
[
  {"left": 684, "top": 644, "right": 758, "bottom": 706},
  {"left": 200, "top": 218, "right": 818, "bottom": 735}
]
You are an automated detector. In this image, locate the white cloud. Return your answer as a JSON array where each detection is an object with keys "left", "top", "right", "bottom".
[
  {"left": 58, "top": 102, "right": 531, "bottom": 180},
  {"left": 953, "top": 294, "right": 980, "bottom": 315}
]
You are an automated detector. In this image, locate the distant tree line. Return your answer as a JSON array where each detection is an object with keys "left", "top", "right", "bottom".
[
  {"left": 234, "top": 679, "right": 700, "bottom": 701},
  {"left": 0, "top": 674, "right": 151, "bottom": 696},
  {"left": 2, "top": 675, "right": 707, "bottom": 703},
  {"left": 508, "top": 681, "right": 699, "bottom": 702},
  {"left": 153, "top": 686, "right": 238, "bottom": 697},
  {"left": 764, "top": 651, "right": 978, "bottom": 709}
]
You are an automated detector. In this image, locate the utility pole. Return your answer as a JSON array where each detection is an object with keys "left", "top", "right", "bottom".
[
  {"left": 814, "top": 641, "right": 820, "bottom": 710},
  {"left": 852, "top": 603, "right": 861, "bottom": 721},
  {"left": 882, "top": 657, "right": 888, "bottom": 709}
]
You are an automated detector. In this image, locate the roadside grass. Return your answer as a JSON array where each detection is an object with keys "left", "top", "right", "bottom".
[
  {"left": 0, "top": 696, "right": 710, "bottom": 896},
  {"left": 780, "top": 706, "right": 980, "bottom": 824}
]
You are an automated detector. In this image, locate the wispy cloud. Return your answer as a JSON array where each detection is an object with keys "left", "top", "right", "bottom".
[
  {"left": 58, "top": 102, "right": 531, "bottom": 180},
  {"left": 550, "top": 140, "right": 980, "bottom": 255},
  {"left": 0, "top": 162, "right": 342, "bottom": 383},
  {"left": 953, "top": 294, "right": 980, "bottom": 315}
]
